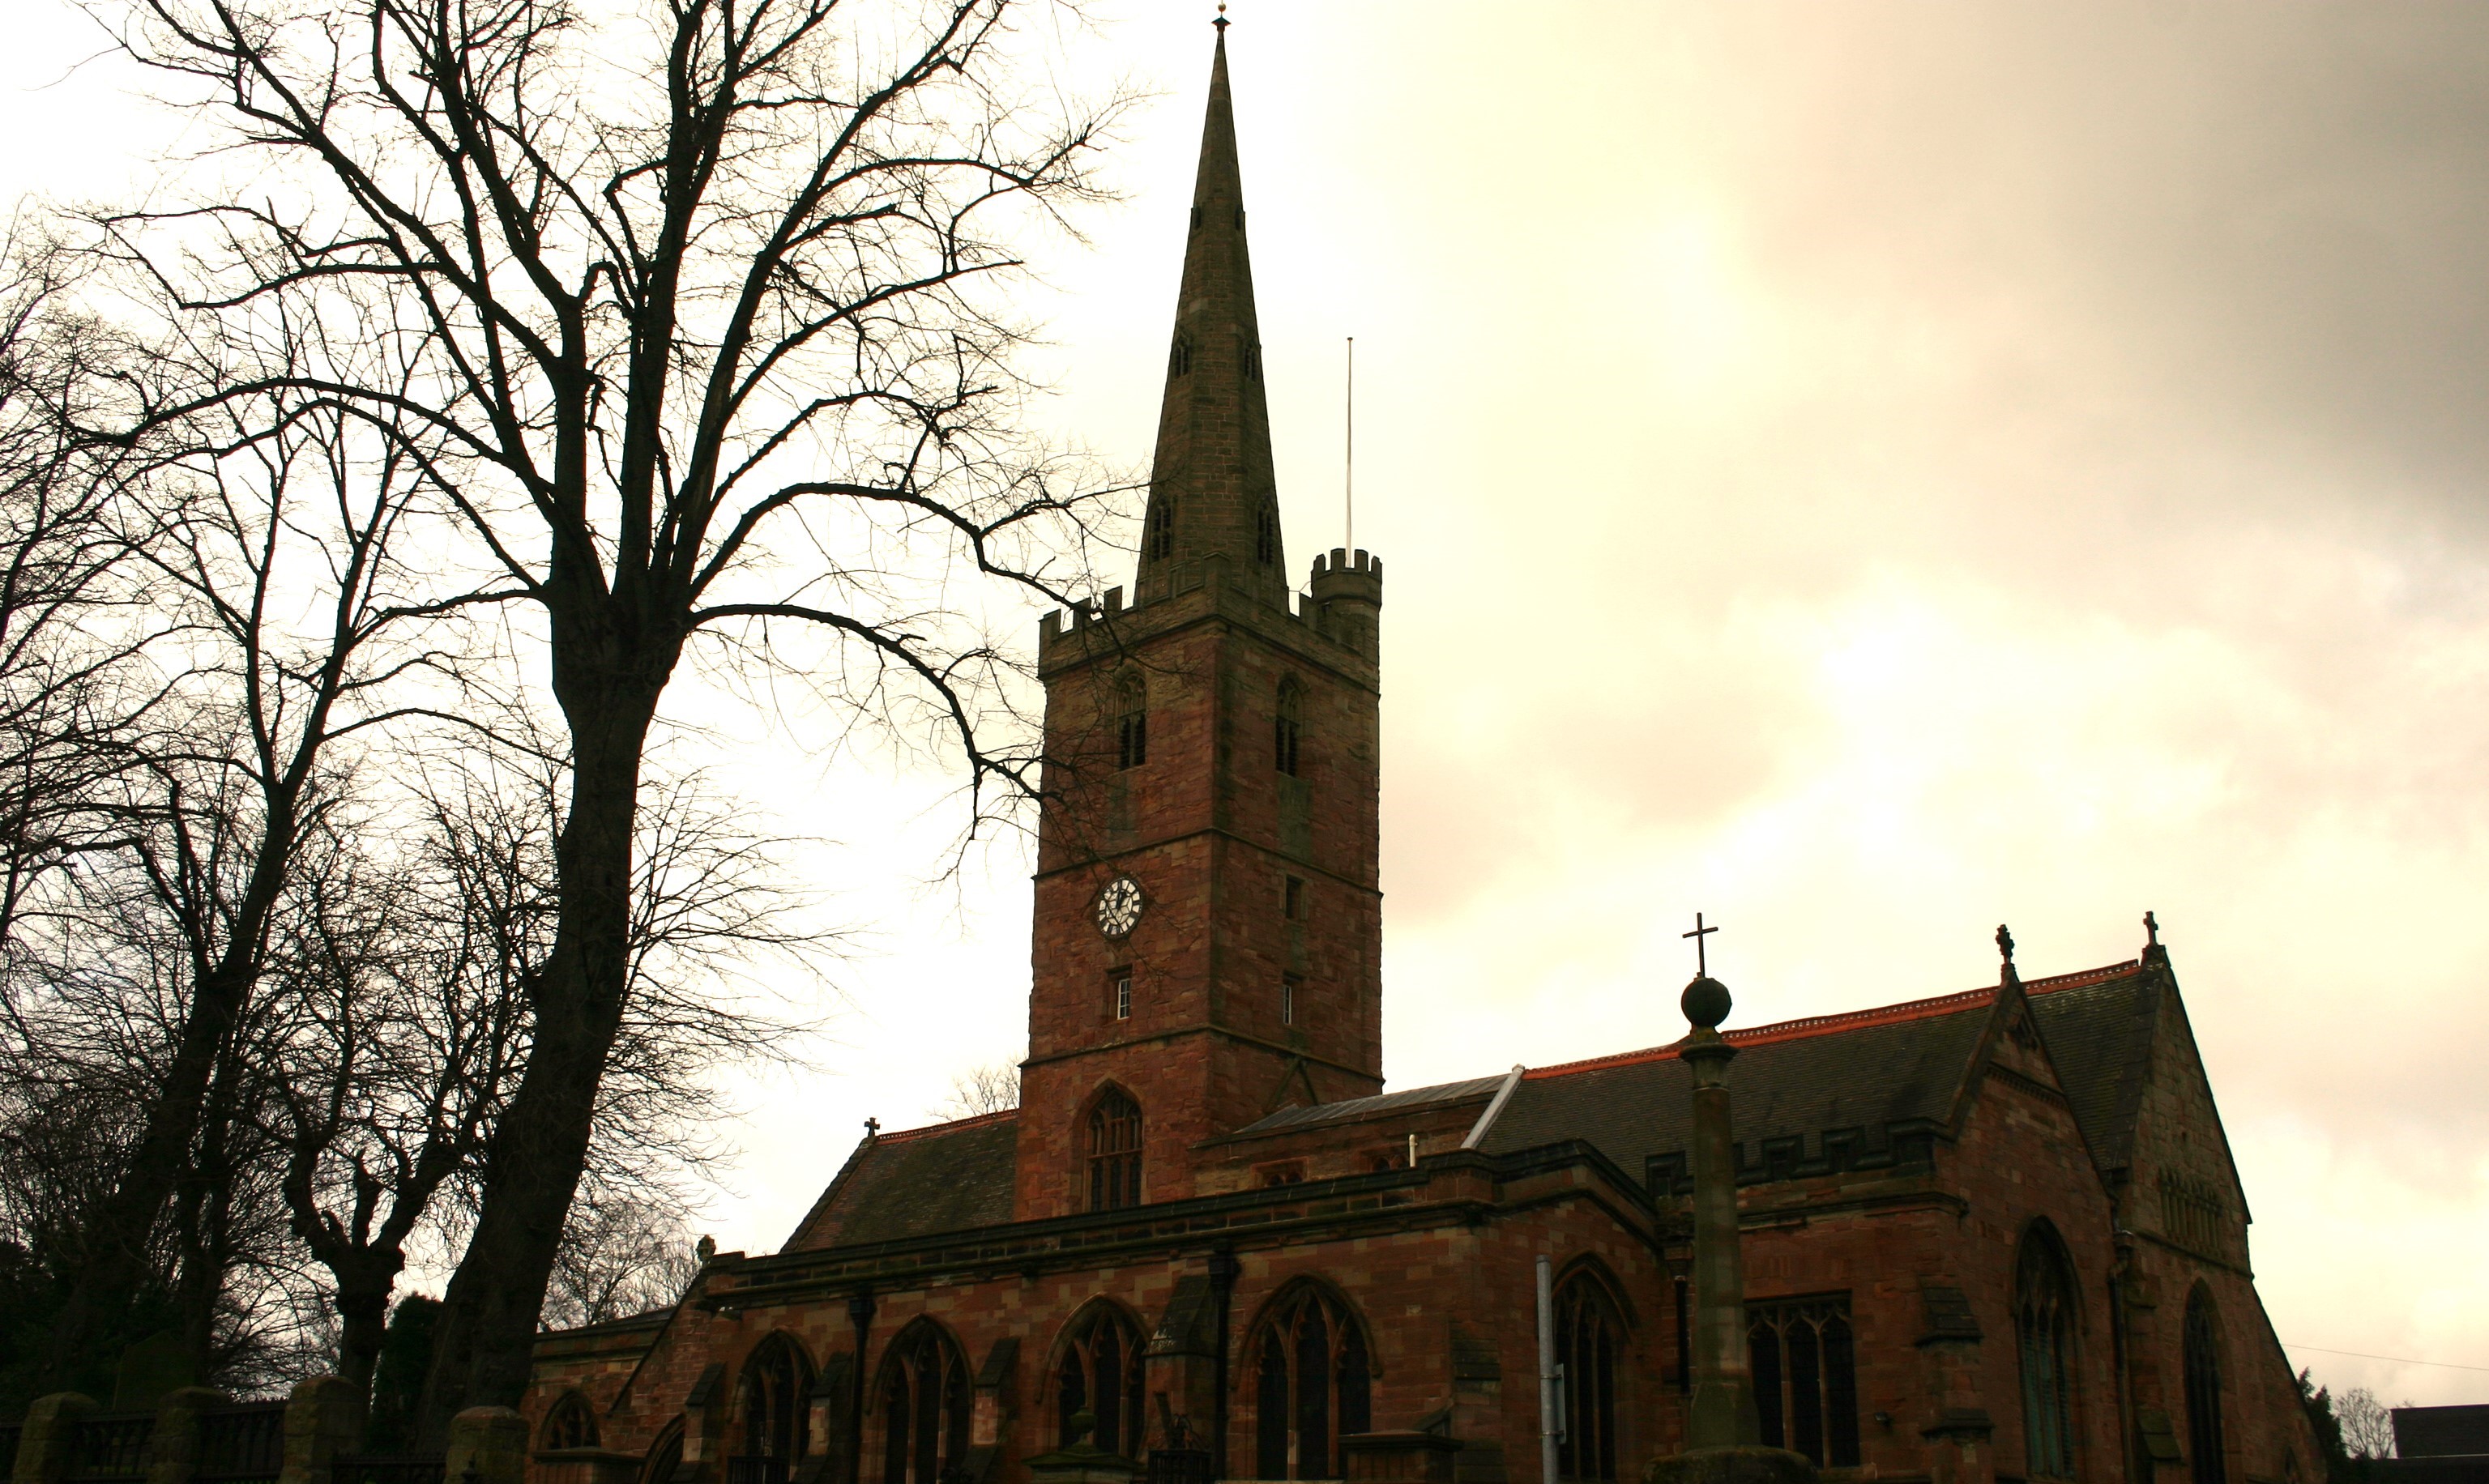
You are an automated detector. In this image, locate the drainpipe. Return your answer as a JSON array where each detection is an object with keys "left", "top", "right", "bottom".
[
  {"left": 1537, "top": 1254, "right": 1561, "bottom": 1484},
  {"left": 1209, "top": 1247, "right": 1240, "bottom": 1481},
  {"left": 847, "top": 1290, "right": 875, "bottom": 1484}
]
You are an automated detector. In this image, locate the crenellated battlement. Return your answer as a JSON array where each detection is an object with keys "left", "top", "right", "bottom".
[{"left": 1036, "top": 548, "right": 1385, "bottom": 670}]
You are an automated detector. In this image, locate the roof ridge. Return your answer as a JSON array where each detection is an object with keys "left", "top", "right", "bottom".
[
  {"left": 1520, "top": 958, "right": 2151, "bottom": 1082},
  {"left": 873, "top": 1107, "right": 1018, "bottom": 1145}
]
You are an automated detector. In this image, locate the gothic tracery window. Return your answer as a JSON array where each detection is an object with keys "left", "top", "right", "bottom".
[
  {"left": 1087, "top": 1089, "right": 1142, "bottom": 1211},
  {"left": 2184, "top": 1287, "right": 2227, "bottom": 1484},
  {"left": 542, "top": 1392, "right": 599, "bottom": 1450},
  {"left": 1115, "top": 676, "right": 1148, "bottom": 770},
  {"left": 1556, "top": 1273, "right": 1623, "bottom": 1482},
  {"left": 1057, "top": 1305, "right": 1147, "bottom": 1457},
  {"left": 2016, "top": 1230, "right": 2078, "bottom": 1480},
  {"left": 1253, "top": 1285, "right": 1373, "bottom": 1480},
  {"left": 1274, "top": 682, "right": 1302, "bottom": 777},
  {"left": 1748, "top": 1296, "right": 1861, "bottom": 1469},
  {"left": 878, "top": 1321, "right": 969, "bottom": 1484},
  {"left": 732, "top": 1336, "right": 813, "bottom": 1484}
]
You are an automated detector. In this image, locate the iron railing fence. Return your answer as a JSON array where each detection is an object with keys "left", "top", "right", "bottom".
[
  {"left": 331, "top": 1453, "right": 446, "bottom": 1484},
  {"left": 71, "top": 1413, "right": 156, "bottom": 1483},
  {"left": 194, "top": 1402, "right": 288, "bottom": 1484},
  {"left": 724, "top": 1456, "right": 792, "bottom": 1484},
  {"left": 1143, "top": 1446, "right": 1213, "bottom": 1484}
]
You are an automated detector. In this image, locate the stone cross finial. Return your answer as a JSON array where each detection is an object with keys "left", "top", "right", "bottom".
[
  {"left": 865, "top": 1117, "right": 880, "bottom": 1138},
  {"left": 1682, "top": 911, "right": 1720, "bottom": 977},
  {"left": 2144, "top": 910, "right": 2159, "bottom": 947}
]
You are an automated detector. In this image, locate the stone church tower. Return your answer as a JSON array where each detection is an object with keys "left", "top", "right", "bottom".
[{"left": 1012, "top": 28, "right": 1386, "bottom": 1222}]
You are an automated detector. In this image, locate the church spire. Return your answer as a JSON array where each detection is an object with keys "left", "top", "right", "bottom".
[{"left": 1135, "top": 23, "right": 1286, "bottom": 606}]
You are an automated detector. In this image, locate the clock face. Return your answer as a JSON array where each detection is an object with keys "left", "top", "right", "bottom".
[{"left": 1095, "top": 876, "right": 1144, "bottom": 939}]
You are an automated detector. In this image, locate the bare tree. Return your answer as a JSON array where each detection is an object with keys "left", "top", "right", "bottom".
[
  {"left": 929, "top": 1061, "right": 1020, "bottom": 1120},
  {"left": 83, "top": 0, "right": 1135, "bottom": 1431},
  {"left": 540, "top": 1189, "right": 700, "bottom": 1332},
  {"left": 2336, "top": 1388, "right": 2401, "bottom": 1461}
]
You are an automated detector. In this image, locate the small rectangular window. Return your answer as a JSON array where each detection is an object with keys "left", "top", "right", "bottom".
[
  {"left": 1112, "top": 970, "right": 1133, "bottom": 1021},
  {"left": 1281, "top": 977, "right": 1298, "bottom": 1026},
  {"left": 1284, "top": 876, "right": 1304, "bottom": 920}
]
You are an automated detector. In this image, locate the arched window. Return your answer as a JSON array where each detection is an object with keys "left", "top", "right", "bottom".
[
  {"left": 1556, "top": 1273, "right": 1623, "bottom": 1482},
  {"left": 1057, "top": 1305, "right": 1147, "bottom": 1457},
  {"left": 1748, "top": 1296, "right": 1860, "bottom": 1469},
  {"left": 639, "top": 1422, "right": 685, "bottom": 1484},
  {"left": 1274, "top": 682, "right": 1302, "bottom": 777},
  {"left": 1115, "top": 677, "right": 1148, "bottom": 770},
  {"left": 1147, "top": 499, "right": 1176, "bottom": 561},
  {"left": 1252, "top": 1285, "right": 1373, "bottom": 1480},
  {"left": 1087, "top": 1090, "right": 1142, "bottom": 1212},
  {"left": 542, "top": 1392, "right": 599, "bottom": 1450},
  {"left": 1254, "top": 503, "right": 1279, "bottom": 565},
  {"left": 1170, "top": 337, "right": 1193, "bottom": 377},
  {"left": 733, "top": 1336, "right": 813, "bottom": 1484},
  {"left": 2184, "top": 1287, "right": 2227, "bottom": 1484},
  {"left": 2015, "top": 1230, "right": 2078, "bottom": 1480},
  {"left": 878, "top": 1321, "right": 970, "bottom": 1484}
]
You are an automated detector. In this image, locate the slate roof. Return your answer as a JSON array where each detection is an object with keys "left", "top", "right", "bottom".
[
  {"left": 783, "top": 1109, "right": 1019, "bottom": 1251},
  {"left": 1230, "top": 1074, "right": 1510, "bottom": 1136},
  {"left": 779, "top": 960, "right": 2173, "bottom": 1253},
  {"left": 1476, "top": 961, "right": 2163, "bottom": 1184}
]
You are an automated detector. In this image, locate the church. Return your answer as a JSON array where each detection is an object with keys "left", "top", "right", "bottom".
[{"left": 522, "top": 28, "right": 2320, "bottom": 1484}]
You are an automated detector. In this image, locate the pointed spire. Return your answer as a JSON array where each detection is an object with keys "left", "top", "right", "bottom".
[{"left": 1135, "top": 22, "right": 1287, "bottom": 605}]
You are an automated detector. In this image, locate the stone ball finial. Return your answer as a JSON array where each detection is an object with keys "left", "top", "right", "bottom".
[{"left": 1682, "top": 974, "right": 1731, "bottom": 1030}]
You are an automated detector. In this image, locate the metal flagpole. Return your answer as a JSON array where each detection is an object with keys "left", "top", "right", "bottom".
[{"left": 1345, "top": 336, "right": 1355, "bottom": 552}]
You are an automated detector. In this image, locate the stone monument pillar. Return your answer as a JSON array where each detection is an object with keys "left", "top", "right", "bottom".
[{"left": 1646, "top": 970, "right": 1817, "bottom": 1484}]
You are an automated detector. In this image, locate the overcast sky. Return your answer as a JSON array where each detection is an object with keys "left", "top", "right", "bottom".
[{"left": 7, "top": 0, "right": 2487, "bottom": 1408}]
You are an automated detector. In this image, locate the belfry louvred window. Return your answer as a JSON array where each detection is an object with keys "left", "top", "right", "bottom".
[
  {"left": 1274, "top": 681, "right": 1302, "bottom": 776},
  {"left": 2184, "top": 1286, "right": 2227, "bottom": 1484},
  {"left": 1748, "top": 1295, "right": 1862, "bottom": 1469},
  {"left": 1115, "top": 677, "right": 1148, "bottom": 770},
  {"left": 877, "top": 1321, "right": 968, "bottom": 1484},
  {"left": 1253, "top": 1285, "right": 1373, "bottom": 1480},
  {"left": 1556, "top": 1273, "right": 1623, "bottom": 1482},
  {"left": 1057, "top": 1306, "right": 1147, "bottom": 1457},
  {"left": 1087, "top": 1090, "right": 1142, "bottom": 1211},
  {"left": 2016, "top": 1230, "right": 2079, "bottom": 1479}
]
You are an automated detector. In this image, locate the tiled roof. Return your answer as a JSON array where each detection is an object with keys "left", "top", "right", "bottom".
[
  {"left": 782, "top": 1110, "right": 1020, "bottom": 1251},
  {"left": 1228, "top": 1074, "right": 1510, "bottom": 1136},
  {"left": 2026, "top": 965, "right": 2162, "bottom": 1174}
]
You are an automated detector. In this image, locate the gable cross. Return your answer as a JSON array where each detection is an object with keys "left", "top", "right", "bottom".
[
  {"left": 865, "top": 1117, "right": 881, "bottom": 1138},
  {"left": 1682, "top": 911, "right": 1719, "bottom": 977}
]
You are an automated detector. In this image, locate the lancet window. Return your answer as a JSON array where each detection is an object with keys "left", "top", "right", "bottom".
[
  {"left": 1255, "top": 503, "right": 1279, "bottom": 565},
  {"left": 1274, "top": 682, "right": 1302, "bottom": 776},
  {"left": 1057, "top": 1305, "right": 1147, "bottom": 1457},
  {"left": 1556, "top": 1273, "right": 1623, "bottom": 1482},
  {"left": 1252, "top": 1285, "right": 1373, "bottom": 1480},
  {"left": 1171, "top": 336, "right": 1193, "bottom": 377},
  {"left": 2184, "top": 1287, "right": 2227, "bottom": 1484},
  {"left": 2016, "top": 1230, "right": 2078, "bottom": 1479},
  {"left": 877, "top": 1321, "right": 969, "bottom": 1484},
  {"left": 1147, "top": 499, "right": 1176, "bottom": 560},
  {"left": 1115, "top": 676, "right": 1148, "bottom": 770},
  {"left": 1748, "top": 1295, "right": 1861, "bottom": 1469},
  {"left": 1087, "top": 1090, "right": 1142, "bottom": 1211},
  {"left": 732, "top": 1336, "right": 813, "bottom": 1484},
  {"left": 542, "top": 1393, "right": 599, "bottom": 1450}
]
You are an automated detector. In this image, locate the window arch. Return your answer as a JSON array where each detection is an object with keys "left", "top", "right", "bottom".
[
  {"left": 1087, "top": 1089, "right": 1142, "bottom": 1212},
  {"left": 1056, "top": 1303, "right": 1147, "bottom": 1457},
  {"left": 2184, "top": 1286, "right": 2227, "bottom": 1484},
  {"left": 638, "top": 1422, "right": 685, "bottom": 1484},
  {"left": 733, "top": 1335, "right": 813, "bottom": 1484},
  {"left": 1555, "top": 1272, "right": 1624, "bottom": 1481},
  {"left": 1251, "top": 1282, "right": 1373, "bottom": 1480},
  {"left": 1170, "top": 337, "right": 1193, "bottom": 377},
  {"left": 542, "top": 1392, "right": 599, "bottom": 1450},
  {"left": 877, "top": 1320, "right": 970, "bottom": 1484},
  {"left": 1114, "top": 676, "right": 1148, "bottom": 770},
  {"left": 1274, "top": 681, "right": 1302, "bottom": 777},
  {"left": 2015, "top": 1227, "right": 2078, "bottom": 1480}
]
